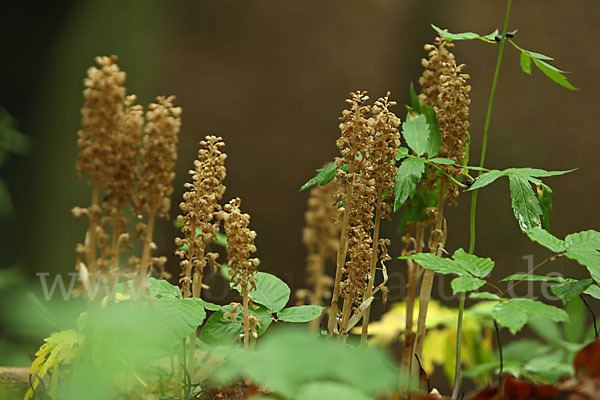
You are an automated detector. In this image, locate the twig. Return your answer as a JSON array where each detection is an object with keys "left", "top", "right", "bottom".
[{"left": 494, "top": 321, "right": 503, "bottom": 385}]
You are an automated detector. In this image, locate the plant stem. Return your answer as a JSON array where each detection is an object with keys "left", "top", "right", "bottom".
[
  {"left": 414, "top": 179, "right": 446, "bottom": 374},
  {"left": 452, "top": 2, "right": 512, "bottom": 399},
  {"left": 328, "top": 163, "right": 355, "bottom": 335},
  {"left": 310, "top": 242, "right": 327, "bottom": 333},
  {"left": 360, "top": 188, "right": 383, "bottom": 344},
  {"left": 242, "top": 283, "right": 250, "bottom": 348},
  {"left": 87, "top": 184, "right": 100, "bottom": 290},
  {"left": 136, "top": 209, "right": 156, "bottom": 294},
  {"left": 494, "top": 321, "right": 503, "bottom": 385}
]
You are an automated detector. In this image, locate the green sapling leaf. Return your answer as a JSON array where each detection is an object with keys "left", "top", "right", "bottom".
[
  {"left": 564, "top": 230, "right": 600, "bottom": 282},
  {"left": 300, "top": 161, "right": 347, "bottom": 191},
  {"left": 550, "top": 278, "right": 593, "bottom": 305},
  {"left": 277, "top": 305, "right": 324, "bottom": 323},
  {"left": 451, "top": 276, "right": 486, "bottom": 295},
  {"left": 431, "top": 24, "right": 498, "bottom": 43},
  {"left": 501, "top": 274, "right": 563, "bottom": 283},
  {"left": 402, "top": 114, "right": 429, "bottom": 156},
  {"left": 531, "top": 58, "right": 578, "bottom": 91},
  {"left": 509, "top": 174, "right": 543, "bottom": 231},
  {"left": 393, "top": 157, "right": 426, "bottom": 211},
  {"left": 526, "top": 226, "right": 566, "bottom": 253},
  {"left": 452, "top": 248, "right": 494, "bottom": 278},
  {"left": 520, "top": 51, "right": 532, "bottom": 75}
]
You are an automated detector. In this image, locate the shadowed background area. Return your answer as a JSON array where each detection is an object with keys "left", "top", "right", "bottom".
[{"left": 1, "top": 0, "right": 599, "bottom": 391}]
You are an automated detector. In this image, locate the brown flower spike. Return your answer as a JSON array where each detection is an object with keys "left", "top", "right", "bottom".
[{"left": 176, "top": 136, "right": 227, "bottom": 298}]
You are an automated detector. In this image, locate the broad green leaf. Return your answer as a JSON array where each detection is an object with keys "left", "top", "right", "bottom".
[
  {"left": 470, "top": 292, "right": 500, "bottom": 300},
  {"left": 551, "top": 279, "right": 593, "bottom": 305},
  {"left": 395, "top": 146, "right": 409, "bottom": 161},
  {"left": 584, "top": 284, "right": 600, "bottom": 300},
  {"left": 148, "top": 278, "right": 182, "bottom": 298},
  {"left": 249, "top": 272, "right": 291, "bottom": 313},
  {"left": 196, "top": 299, "right": 222, "bottom": 311},
  {"left": 393, "top": 157, "right": 426, "bottom": 211},
  {"left": 452, "top": 248, "right": 494, "bottom": 278},
  {"left": 451, "top": 276, "right": 485, "bottom": 295},
  {"left": 503, "top": 339, "right": 545, "bottom": 363},
  {"left": 563, "top": 297, "right": 587, "bottom": 343},
  {"left": 431, "top": 24, "right": 498, "bottom": 42},
  {"left": 564, "top": 230, "right": 600, "bottom": 281},
  {"left": 427, "top": 157, "right": 455, "bottom": 165},
  {"left": 199, "top": 305, "right": 273, "bottom": 345},
  {"left": 520, "top": 51, "right": 532, "bottom": 75},
  {"left": 403, "top": 253, "right": 467, "bottom": 275},
  {"left": 467, "top": 169, "right": 504, "bottom": 191},
  {"left": 492, "top": 301, "right": 528, "bottom": 334},
  {"left": 153, "top": 297, "right": 206, "bottom": 342},
  {"left": 296, "top": 382, "right": 372, "bottom": 400},
  {"left": 509, "top": 174, "right": 542, "bottom": 231},
  {"left": 526, "top": 227, "right": 565, "bottom": 253},
  {"left": 300, "top": 162, "right": 346, "bottom": 191},
  {"left": 537, "top": 183, "right": 553, "bottom": 229},
  {"left": 511, "top": 298, "right": 569, "bottom": 323},
  {"left": 277, "top": 305, "right": 324, "bottom": 323},
  {"left": 531, "top": 58, "right": 578, "bottom": 91},
  {"left": 402, "top": 114, "right": 429, "bottom": 156},
  {"left": 501, "top": 273, "right": 563, "bottom": 283}
]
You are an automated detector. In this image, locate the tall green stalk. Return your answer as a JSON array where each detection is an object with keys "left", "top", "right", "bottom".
[{"left": 451, "top": 1, "right": 512, "bottom": 399}]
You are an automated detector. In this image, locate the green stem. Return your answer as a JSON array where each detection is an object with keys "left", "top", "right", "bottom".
[{"left": 452, "top": 2, "right": 512, "bottom": 399}]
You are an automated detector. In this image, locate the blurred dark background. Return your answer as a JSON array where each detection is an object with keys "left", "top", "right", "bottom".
[{"left": 1, "top": 0, "right": 599, "bottom": 390}]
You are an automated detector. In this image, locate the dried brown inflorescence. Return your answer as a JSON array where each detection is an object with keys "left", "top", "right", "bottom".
[
  {"left": 135, "top": 96, "right": 181, "bottom": 282},
  {"left": 220, "top": 198, "right": 260, "bottom": 347},
  {"left": 419, "top": 34, "right": 471, "bottom": 201},
  {"left": 74, "top": 55, "right": 181, "bottom": 298},
  {"left": 327, "top": 91, "right": 400, "bottom": 339},
  {"left": 301, "top": 179, "right": 341, "bottom": 330},
  {"left": 175, "top": 136, "right": 227, "bottom": 298}
]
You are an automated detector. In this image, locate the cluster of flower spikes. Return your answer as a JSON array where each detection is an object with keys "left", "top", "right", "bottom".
[
  {"left": 176, "top": 136, "right": 227, "bottom": 298},
  {"left": 334, "top": 91, "right": 400, "bottom": 311},
  {"left": 419, "top": 34, "right": 471, "bottom": 202},
  {"left": 301, "top": 177, "right": 341, "bottom": 304},
  {"left": 74, "top": 56, "right": 144, "bottom": 275},
  {"left": 219, "top": 198, "right": 260, "bottom": 291}
]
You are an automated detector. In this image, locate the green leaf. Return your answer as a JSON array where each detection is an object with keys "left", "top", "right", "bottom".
[
  {"left": 199, "top": 304, "right": 273, "bottom": 345},
  {"left": 296, "top": 382, "right": 372, "bottom": 400},
  {"left": 252, "top": 273, "right": 290, "bottom": 312},
  {"left": 551, "top": 279, "right": 593, "bottom": 305},
  {"left": 520, "top": 51, "right": 532, "bottom": 75},
  {"left": 526, "top": 227, "right": 565, "bottom": 253},
  {"left": 393, "top": 157, "right": 426, "bottom": 211},
  {"left": 563, "top": 297, "right": 587, "bottom": 343},
  {"left": 421, "top": 104, "right": 441, "bottom": 157},
  {"left": 501, "top": 274, "right": 564, "bottom": 283},
  {"left": 503, "top": 167, "right": 576, "bottom": 179},
  {"left": 524, "top": 50, "right": 554, "bottom": 61},
  {"left": 584, "top": 284, "right": 600, "bottom": 300},
  {"left": 431, "top": 24, "right": 498, "bottom": 43},
  {"left": 277, "top": 305, "right": 324, "bottom": 323},
  {"left": 531, "top": 57, "right": 578, "bottom": 91},
  {"left": 527, "top": 315, "right": 563, "bottom": 344},
  {"left": 153, "top": 297, "right": 206, "bottom": 342},
  {"left": 409, "top": 82, "right": 422, "bottom": 113},
  {"left": 492, "top": 301, "right": 528, "bottom": 334},
  {"left": 493, "top": 298, "right": 568, "bottom": 335},
  {"left": 148, "top": 278, "right": 182, "bottom": 298},
  {"left": 467, "top": 169, "right": 504, "bottom": 191},
  {"left": 564, "top": 230, "right": 600, "bottom": 281},
  {"left": 509, "top": 174, "right": 542, "bottom": 231},
  {"left": 452, "top": 248, "right": 494, "bottom": 278},
  {"left": 427, "top": 157, "right": 455, "bottom": 165},
  {"left": 470, "top": 292, "right": 500, "bottom": 300},
  {"left": 300, "top": 162, "right": 346, "bottom": 191},
  {"left": 396, "top": 183, "right": 438, "bottom": 232},
  {"left": 451, "top": 276, "right": 485, "bottom": 295},
  {"left": 395, "top": 147, "right": 409, "bottom": 161},
  {"left": 402, "top": 114, "right": 429, "bottom": 156},
  {"left": 511, "top": 298, "right": 569, "bottom": 323},
  {"left": 403, "top": 253, "right": 467, "bottom": 275},
  {"left": 537, "top": 184, "right": 553, "bottom": 229}
]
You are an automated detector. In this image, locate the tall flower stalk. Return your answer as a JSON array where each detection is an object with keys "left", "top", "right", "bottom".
[{"left": 220, "top": 198, "right": 260, "bottom": 348}]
